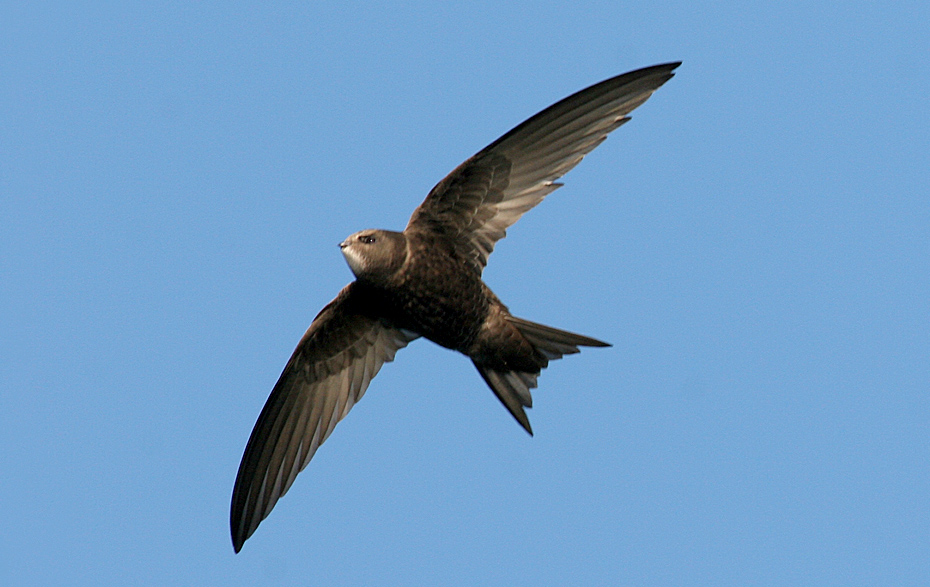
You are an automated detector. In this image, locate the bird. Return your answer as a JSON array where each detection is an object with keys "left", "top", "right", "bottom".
[{"left": 230, "top": 61, "right": 680, "bottom": 552}]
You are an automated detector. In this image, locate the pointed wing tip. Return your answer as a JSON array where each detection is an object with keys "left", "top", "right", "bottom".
[
  {"left": 231, "top": 532, "right": 245, "bottom": 553},
  {"left": 230, "top": 511, "right": 249, "bottom": 552},
  {"left": 654, "top": 61, "right": 682, "bottom": 73},
  {"left": 639, "top": 61, "right": 682, "bottom": 88},
  {"left": 580, "top": 332, "right": 612, "bottom": 348}
]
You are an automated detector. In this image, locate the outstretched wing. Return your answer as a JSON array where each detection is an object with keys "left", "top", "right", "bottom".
[
  {"left": 406, "top": 62, "right": 680, "bottom": 273},
  {"left": 230, "top": 282, "right": 419, "bottom": 552}
]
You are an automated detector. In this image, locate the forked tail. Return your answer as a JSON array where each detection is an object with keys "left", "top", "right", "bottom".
[{"left": 473, "top": 317, "right": 609, "bottom": 435}]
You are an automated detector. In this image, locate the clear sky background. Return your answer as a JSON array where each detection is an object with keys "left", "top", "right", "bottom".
[{"left": 2, "top": 2, "right": 927, "bottom": 585}]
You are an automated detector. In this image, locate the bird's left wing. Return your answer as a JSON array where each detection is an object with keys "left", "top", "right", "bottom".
[
  {"left": 230, "top": 282, "right": 419, "bottom": 552},
  {"left": 405, "top": 62, "right": 679, "bottom": 273}
]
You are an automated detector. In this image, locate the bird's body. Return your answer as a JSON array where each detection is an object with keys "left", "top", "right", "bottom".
[
  {"left": 345, "top": 229, "right": 489, "bottom": 352},
  {"left": 231, "top": 62, "right": 680, "bottom": 552},
  {"left": 341, "top": 227, "right": 594, "bottom": 382}
]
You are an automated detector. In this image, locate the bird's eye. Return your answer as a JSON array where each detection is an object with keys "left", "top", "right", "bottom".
[{"left": 359, "top": 235, "right": 376, "bottom": 244}]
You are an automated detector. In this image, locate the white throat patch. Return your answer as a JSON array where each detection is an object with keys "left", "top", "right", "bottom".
[{"left": 341, "top": 245, "right": 367, "bottom": 278}]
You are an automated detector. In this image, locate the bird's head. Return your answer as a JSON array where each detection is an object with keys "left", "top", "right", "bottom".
[{"left": 339, "top": 229, "right": 408, "bottom": 282}]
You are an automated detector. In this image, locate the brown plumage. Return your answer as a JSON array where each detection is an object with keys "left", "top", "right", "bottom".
[{"left": 231, "top": 62, "right": 680, "bottom": 552}]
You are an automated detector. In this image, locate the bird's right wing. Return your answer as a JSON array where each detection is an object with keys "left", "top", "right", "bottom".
[
  {"left": 230, "top": 282, "right": 419, "bottom": 552},
  {"left": 405, "top": 62, "right": 679, "bottom": 274}
]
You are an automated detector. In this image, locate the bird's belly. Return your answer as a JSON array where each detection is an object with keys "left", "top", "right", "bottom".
[{"left": 386, "top": 275, "right": 487, "bottom": 351}]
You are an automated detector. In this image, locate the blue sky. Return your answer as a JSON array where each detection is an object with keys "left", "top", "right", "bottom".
[{"left": 2, "top": 2, "right": 927, "bottom": 585}]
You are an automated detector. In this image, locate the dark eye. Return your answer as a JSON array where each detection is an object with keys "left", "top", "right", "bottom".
[{"left": 359, "top": 234, "right": 376, "bottom": 244}]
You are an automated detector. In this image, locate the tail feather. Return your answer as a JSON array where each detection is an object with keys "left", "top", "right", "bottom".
[
  {"left": 474, "top": 364, "right": 538, "bottom": 435},
  {"left": 507, "top": 316, "right": 610, "bottom": 361},
  {"left": 474, "top": 317, "right": 610, "bottom": 435}
]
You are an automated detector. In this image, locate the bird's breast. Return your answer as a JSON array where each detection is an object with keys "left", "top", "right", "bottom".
[{"left": 380, "top": 237, "right": 488, "bottom": 351}]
